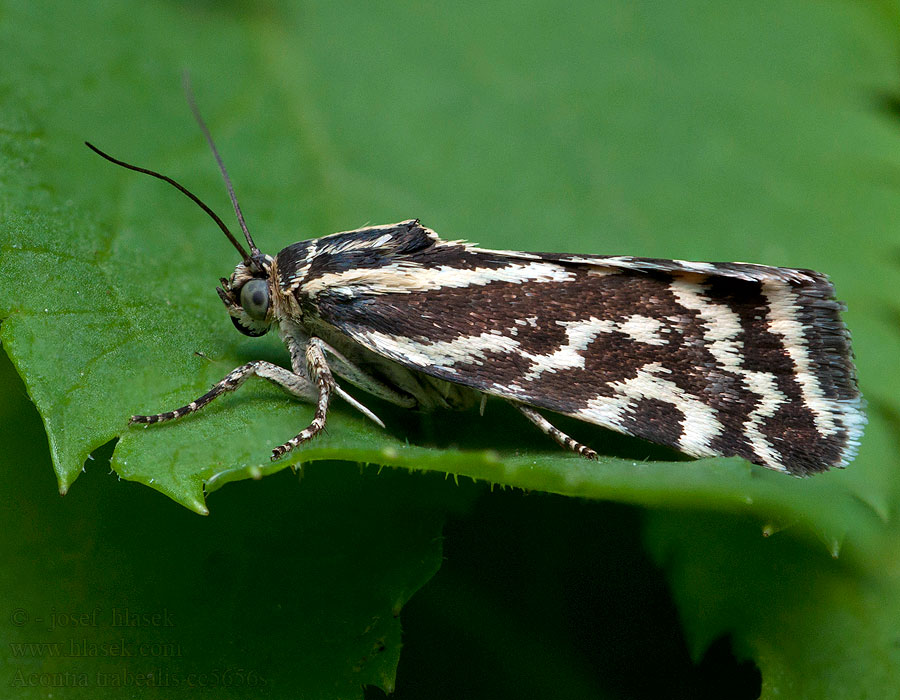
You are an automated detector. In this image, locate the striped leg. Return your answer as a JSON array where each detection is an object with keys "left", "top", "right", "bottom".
[
  {"left": 285, "top": 334, "right": 416, "bottom": 409},
  {"left": 270, "top": 340, "right": 335, "bottom": 460},
  {"left": 131, "top": 343, "right": 386, "bottom": 459},
  {"left": 513, "top": 403, "right": 598, "bottom": 460},
  {"left": 302, "top": 337, "right": 387, "bottom": 428},
  {"left": 130, "top": 361, "right": 318, "bottom": 425}
]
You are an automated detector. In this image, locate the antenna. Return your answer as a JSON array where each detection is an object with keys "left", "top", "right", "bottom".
[
  {"left": 182, "top": 72, "right": 260, "bottom": 257},
  {"left": 84, "top": 141, "right": 252, "bottom": 262}
]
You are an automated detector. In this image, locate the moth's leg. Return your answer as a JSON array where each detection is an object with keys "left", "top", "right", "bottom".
[
  {"left": 285, "top": 335, "right": 391, "bottom": 427},
  {"left": 270, "top": 339, "right": 335, "bottom": 460},
  {"left": 130, "top": 361, "right": 318, "bottom": 425},
  {"left": 512, "top": 403, "right": 598, "bottom": 460},
  {"left": 290, "top": 335, "right": 416, "bottom": 409}
]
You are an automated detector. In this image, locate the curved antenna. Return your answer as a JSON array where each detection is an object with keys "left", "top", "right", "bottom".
[
  {"left": 182, "top": 72, "right": 260, "bottom": 257},
  {"left": 84, "top": 141, "right": 252, "bottom": 262}
]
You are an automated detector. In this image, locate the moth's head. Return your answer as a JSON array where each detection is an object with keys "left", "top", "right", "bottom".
[
  {"left": 217, "top": 254, "right": 276, "bottom": 337},
  {"left": 86, "top": 79, "right": 280, "bottom": 339}
]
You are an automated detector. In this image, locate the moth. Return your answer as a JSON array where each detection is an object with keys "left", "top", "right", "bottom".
[{"left": 87, "top": 95, "right": 865, "bottom": 476}]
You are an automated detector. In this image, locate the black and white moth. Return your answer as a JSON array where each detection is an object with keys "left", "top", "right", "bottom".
[{"left": 87, "top": 98, "right": 865, "bottom": 476}]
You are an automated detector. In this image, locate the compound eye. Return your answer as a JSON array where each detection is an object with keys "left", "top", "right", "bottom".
[{"left": 240, "top": 278, "right": 270, "bottom": 321}]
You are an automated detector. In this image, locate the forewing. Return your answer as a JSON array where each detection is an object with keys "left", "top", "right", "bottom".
[{"left": 296, "top": 221, "right": 865, "bottom": 475}]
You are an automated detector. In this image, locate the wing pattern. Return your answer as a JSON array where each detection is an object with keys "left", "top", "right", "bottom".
[{"left": 282, "top": 220, "right": 864, "bottom": 474}]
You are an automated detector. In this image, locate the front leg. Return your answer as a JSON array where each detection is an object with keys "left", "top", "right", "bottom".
[
  {"left": 270, "top": 339, "right": 335, "bottom": 460},
  {"left": 131, "top": 350, "right": 333, "bottom": 461},
  {"left": 131, "top": 340, "right": 386, "bottom": 460},
  {"left": 130, "top": 360, "right": 318, "bottom": 425}
]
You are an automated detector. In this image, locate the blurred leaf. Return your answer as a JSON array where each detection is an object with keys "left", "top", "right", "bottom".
[
  {"left": 644, "top": 510, "right": 900, "bottom": 699},
  {"left": 0, "top": 350, "right": 459, "bottom": 699}
]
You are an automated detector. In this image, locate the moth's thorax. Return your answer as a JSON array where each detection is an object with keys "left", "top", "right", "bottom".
[
  {"left": 266, "top": 257, "right": 299, "bottom": 322},
  {"left": 273, "top": 220, "right": 439, "bottom": 300},
  {"left": 275, "top": 239, "right": 317, "bottom": 294}
]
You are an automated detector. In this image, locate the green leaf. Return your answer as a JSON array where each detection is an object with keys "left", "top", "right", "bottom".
[
  {"left": 644, "top": 510, "right": 900, "bottom": 698},
  {"left": 0, "top": 351, "right": 456, "bottom": 698},
  {"left": 1, "top": 0, "right": 899, "bottom": 697}
]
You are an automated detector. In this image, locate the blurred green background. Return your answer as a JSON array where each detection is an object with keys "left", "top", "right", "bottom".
[{"left": 1, "top": 1, "right": 899, "bottom": 698}]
